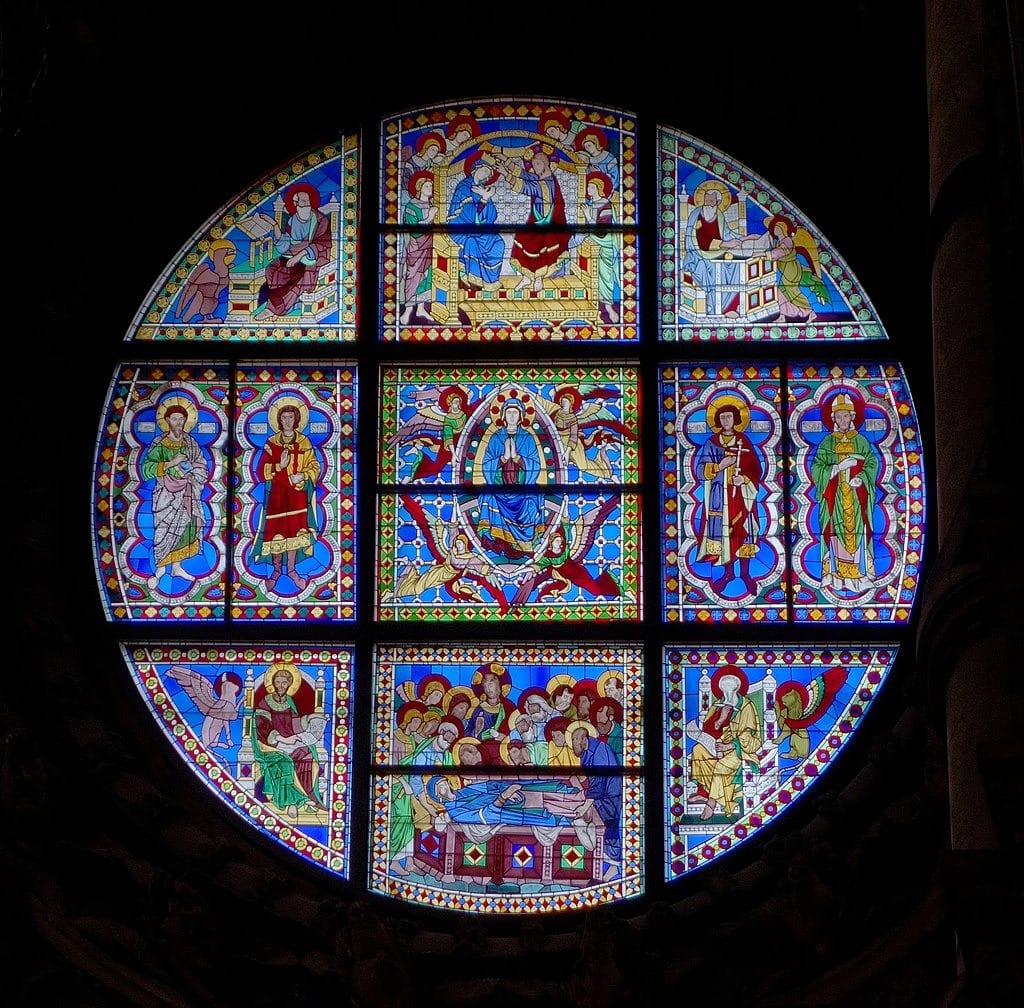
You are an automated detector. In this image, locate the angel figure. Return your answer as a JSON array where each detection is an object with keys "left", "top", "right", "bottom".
[
  {"left": 763, "top": 212, "right": 829, "bottom": 322},
  {"left": 540, "top": 385, "right": 636, "bottom": 481},
  {"left": 511, "top": 496, "right": 621, "bottom": 607},
  {"left": 167, "top": 666, "right": 243, "bottom": 749},
  {"left": 387, "top": 385, "right": 474, "bottom": 481},
  {"left": 774, "top": 666, "right": 850, "bottom": 759},
  {"left": 175, "top": 239, "right": 236, "bottom": 324},
  {"left": 386, "top": 494, "right": 508, "bottom": 613}
]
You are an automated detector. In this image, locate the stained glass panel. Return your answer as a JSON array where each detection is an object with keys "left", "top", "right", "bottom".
[
  {"left": 660, "top": 363, "right": 786, "bottom": 623},
  {"left": 378, "top": 366, "right": 641, "bottom": 621},
  {"left": 660, "top": 362, "right": 923, "bottom": 625},
  {"left": 93, "top": 363, "right": 230, "bottom": 621},
  {"left": 232, "top": 363, "right": 357, "bottom": 621},
  {"left": 371, "top": 642, "right": 642, "bottom": 912},
  {"left": 658, "top": 125, "right": 886, "bottom": 342},
  {"left": 373, "top": 644, "right": 642, "bottom": 769},
  {"left": 786, "top": 363, "right": 924, "bottom": 622},
  {"left": 380, "top": 365, "right": 640, "bottom": 485},
  {"left": 124, "top": 643, "right": 354, "bottom": 879},
  {"left": 128, "top": 135, "right": 359, "bottom": 343},
  {"left": 380, "top": 101, "right": 638, "bottom": 342},
  {"left": 664, "top": 644, "right": 897, "bottom": 881}
]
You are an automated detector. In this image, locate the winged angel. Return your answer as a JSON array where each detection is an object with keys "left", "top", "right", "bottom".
[
  {"left": 167, "top": 665, "right": 242, "bottom": 749},
  {"left": 540, "top": 384, "right": 636, "bottom": 481},
  {"left": 386, "top": 384, "right": 477, "bottom": 482},
  {"left": 385, "top": 494, "right": 509, "bottom": 613},
  {"left": 773, "top": 665, "right": 850, "bottom": 759},
  {"left": 510, "top": 496, "right": 621, "bottom": 607},
  {"left": 761, "top": 212, "right": 830, "bottom": 322}
]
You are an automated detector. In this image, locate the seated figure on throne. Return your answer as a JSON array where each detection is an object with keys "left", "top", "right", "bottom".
[
  {"left": 687, "top": 667, "right": 763, "bottom": 821},
  {"left": 251, "top": 662, "right": 327, "bottom": 818},
  {"left": 494, "top": 147, "right": 572, "bottom": 293},
  {"left": 446, "top": 152, "right": 505, "bottom": 289},
  {"left": 682, "top": 179, "right": 746, "bottom": 316}
]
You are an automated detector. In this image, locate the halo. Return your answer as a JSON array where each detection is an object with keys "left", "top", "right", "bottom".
[
  {"left": 417, "top": 673, "right": 452, "bottom": 702},
  {"left": 585, "top": 171, "right": 613, "bottom": 198},
  {"left": 267, "top": 395, "right": 309, "bottom": 434},
  {"left": 498, "top": 737, "right": 529, "bottom": 766},
  {"left": 545, "top": 715, "right": 572, "bottom": 740},
  {"left": 472, "top": 661, "right": 510, "bottom": 694},
  {"left": 546, "top": 672, "right": 578, "bottom": 698},
  {"left": 407, "top": 168, "right": 434, "bottom": 199},
  {"left": 710, "top": 664, "right": 749, "bottom": 699},
  {"left": 488, "top": 390, "right": 535, "bottom": 428},
  {"left": 552, "top": 385, "right": 583, "bottom": 411},
  {"left": 155, "top": 394, "right": 198, "bottom": 434},
  {"left": 214, "top": 671, "right": 243, "bottom": 697},
  {"left": 396, "top": 699, "right": 428, "bottom": 728},
  {"left": 597, "top": 668, "right": 625, "bottom": 698},
  {"left": 452, "top": 736, "right": 482, "bottom": 763},
  {"left": 538, "top": 109, "right": 570, "bottom": 135},
  {"left": 707, "top": 394, "right": 751, "bottom": 433},
  {"left": 693, "top": 179, "right": 732, "bottom": 212},
  {"left": 463, "top": 150, "right": 498, "bottom": 185},
  {"left": 574, "top": 125, "right": 608, "bottom": 151},
  {"left": 565, "top": 718, "right": 598, "bottom": 739},
  {"left": 443, "top": 685, "right": 476, "bottom": 715},
  {"left": 764, "top": 212, "right": 796, "bottom": 236},
  {"left": 592, "top": 696, "right": 624, "bottom": 724},
  {"left": 415, "top": 130, "right": 446, "bottom": 156},
  {"left": 518, "top": 685, "right": 551, "bottom": 713},
  {"left": 283, "top": 182, "right": 320, "bottom": 214},
  {"left": 436, "top": 715, "right": 463, "bottom": 739},
  {"left": 445, "top": 113, "right": 480, "bottom": 139},
  {"left": 263, "top": 661, "right": 302, "bottom": 695},
  {"left": 438, "top": 385, "right": 468, "bottom": 411},
  {"left": 573, "top": 677, "right": 599, "bottom": 700},
  {"left": 775, "top": 680, "right": 810, "bottom": 714}
]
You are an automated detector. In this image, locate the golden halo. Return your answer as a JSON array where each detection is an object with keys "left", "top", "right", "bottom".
[
  {"left": 693, "top": 179, "right": 732, "bottom": 212},
  {"left": 597, "top": 669, "right": 625, "bottom": 698},
  {"left": 444, "top": 685, "right": 477, "bottom": 716},
  {"left": 452, "top": 736, "right": 482, "bottom": 763},
  {"left": 565, "top": 718, "right": 597, "bottom": 739},
  {"left": 546, "top": 672, "right": 578, "bottom": 697},
  {"left": 155, "top": 394, "right": 198, "bottom": 434},
  {"left": 707, "top": 394, "right": 751, "bottom": 433},
  {"left": 498, "top": 737, "right": 529, "bottom": 765},
  {"left": 267, "top": 395, "right": 309, "bottom": 434},
  {"left": 264, "top": 661, "right": 302, "bottom": 695}
]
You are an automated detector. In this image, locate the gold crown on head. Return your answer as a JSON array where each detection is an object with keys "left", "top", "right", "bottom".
[{"left": 832, "top": 393, "right": 855, "bottom": 411}]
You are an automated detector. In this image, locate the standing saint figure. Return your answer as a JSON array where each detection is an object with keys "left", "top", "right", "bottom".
[
  {"left": 140, "top": 395, "right": 210, "bottom": 591},
  {"left": 252, "top": 395, "right": 321, "bottom": 594},
  {"left": 694, "top": 395, "right": 763, "bottom": 596},
  {"left": 580, "top": 170, "right": 620, "bottom": 323},
  {"left": 399, "top": 169, "right": 438, "bottom": 325},
  {"left": 810, "top": 390, "right": 880, "bottom": 593}
]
